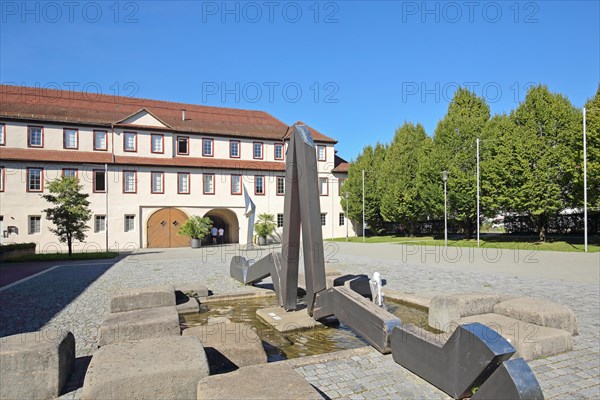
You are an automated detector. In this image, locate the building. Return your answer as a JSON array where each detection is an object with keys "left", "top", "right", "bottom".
[{"left": 0, "top": 85, "right": 353, "bottom": 251}]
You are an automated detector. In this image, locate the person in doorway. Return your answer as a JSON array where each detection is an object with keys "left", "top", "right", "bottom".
[
  {"left": 211, "top": 226, "right": 218, "bottom": 245},
  {"left": 218, "top": 226, "right": 225, "bottom": 244}
]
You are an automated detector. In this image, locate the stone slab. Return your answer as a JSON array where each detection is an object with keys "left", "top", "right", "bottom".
[
  {"left": 110, "top": 284, "right": 176, "bottom": 313},
  {"left": 256, "top": 306, "right": 323, "bottom": 333},
  {"left": 493, "top": 297, "right": 578, "bottom": 335},
  {"left": 176, "top": 284, "right": 209, "bottom": 298},
  {"left": 0, "top": 330, "right": 75, "bottom": 400},
  {"left": 455, "top": 313, "right": 573, "bottom": 360},
  {"left": 99, "top": 306, "right": 180, "bottom": 346},
  {"left": 183, "top": 321, "right": 267, "bottom": 373},
  {"left": 428, "top": 293, "right": 501, "bottom": 332},
  {"left": 82, "top": 336, "right": 209, "bottom": 400},
  {"left": 197, "top": 363, "right": 322, "bottom": 400},
  {"left": 176, "top": 295, "right": 200, "bottom": 314}
]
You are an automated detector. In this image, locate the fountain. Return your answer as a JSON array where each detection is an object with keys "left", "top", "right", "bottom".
[{"left": 230, "top": 124, "right": 544, "bottom": 400}]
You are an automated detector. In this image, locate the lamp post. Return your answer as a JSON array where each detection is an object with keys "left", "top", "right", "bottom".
[
  {"left": 345, "top": 191, "right": 349, "bottom": 241},
  {"left": 583, "top": 108, "right": 588, "bottom": 252},
  {"left": 442, "top": 171, "right": 449, "bottom": 247},
  {"left": 476, "top": 138, "right": 480, "bottom": 247}
]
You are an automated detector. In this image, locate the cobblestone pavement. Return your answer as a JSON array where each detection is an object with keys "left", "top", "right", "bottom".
[{"left": 1, "top": 244, "right": 598, "bottom": 399}]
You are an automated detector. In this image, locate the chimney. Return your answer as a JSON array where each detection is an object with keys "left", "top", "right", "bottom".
[{"left": 182, "top": 109, "right": 186, "bottom": 121}]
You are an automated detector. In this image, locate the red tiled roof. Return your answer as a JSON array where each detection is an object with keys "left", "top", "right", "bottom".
[
  {"left": 332, "top": 155, "right": 350, "bottom": 173},
  {"left": 0, "top": 148, "right": 285, "bottom": 172},
  {"left": 283, "top": 121, "right": 337, "bottom": 144},
  {"left": 0, "top": 85, "right": 337, "bottom": 143}
]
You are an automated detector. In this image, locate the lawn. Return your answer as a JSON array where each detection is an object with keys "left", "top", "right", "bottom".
[
  {"left": 331, "top": 235, "right": 600, "bottom": 253},
  {"left": 2, "top": 252, "right": 120, "bottom": 263}
]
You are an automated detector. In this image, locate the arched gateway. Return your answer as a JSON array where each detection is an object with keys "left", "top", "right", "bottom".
[
  {"left": 147, "top": 208, "right": 190, "bottom": 248},
  {"left": 204, "top": 208, "right": 240, "bottom": 244}
]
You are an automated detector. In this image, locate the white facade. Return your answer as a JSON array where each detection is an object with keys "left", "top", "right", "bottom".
[{"left": 0, "top": 106, "right": 353, "bottom": 252}]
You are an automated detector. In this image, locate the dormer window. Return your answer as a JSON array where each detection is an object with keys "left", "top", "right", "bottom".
[{"left": 177, "top": 136, "right": 189, "bottom": 155}]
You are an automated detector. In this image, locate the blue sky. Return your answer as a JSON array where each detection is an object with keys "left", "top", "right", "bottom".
[{"left": 1, "top": 1, "right": 598, "bottom": 161}]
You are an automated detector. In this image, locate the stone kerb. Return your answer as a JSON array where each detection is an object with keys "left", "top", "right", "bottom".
[{"left": 0, "top": 330, "right": 75, "bottom": 400}]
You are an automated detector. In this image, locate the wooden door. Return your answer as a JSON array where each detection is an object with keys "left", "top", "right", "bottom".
[{"left": 147, "top": 208, "right": 190, "bottom": 248}]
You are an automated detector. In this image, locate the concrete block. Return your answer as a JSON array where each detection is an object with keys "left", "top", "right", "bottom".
[
  {"left": 456, "top": 313, "right": 573, "bottom": 360},
  {"left": 99, "top": 306, "right": 180, "bottom": 346},
  {"left": 428, "top": 293, "right": 501, "bottom": 332},
  {"left": 493, "top": 297, "right": 578, "bottom": 335},
  {"left": 176, "top": 295, "right": 200, "bottom": 314},
  {"left": 110, "top": 284, "right": 175, "bottom": 313},
  {"left": 82, "top": 336, "right": 208, "bottom": 400},
  {"left": 197, "top": 363, "right": 322, "bottom": 400},
  {"left": 0, "top": 330, "right": 75, "bottom": 400},
  {"left": 256, "top": 306, "right": 323, "bottom": 333},
  {"left": 183, "top": 321, "right": 267, "bottom": 373},
  {"left": 176, "top": 284, "right": 209, "bottom": 298}
]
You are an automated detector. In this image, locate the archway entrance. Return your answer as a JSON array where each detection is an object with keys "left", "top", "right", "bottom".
[
  {"left": 204, "top": 209, "right": 239, "bottom": 244},
  {"left": 147, "top": 208, "right": 190, "bottom": 248}
]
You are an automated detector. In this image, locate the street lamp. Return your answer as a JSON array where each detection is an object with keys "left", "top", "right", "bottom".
[
  {"left": 362, "top": 169, "right": 365, "bottom": 242},
  {"left": 345, "top": 191, "right": 349, "bottom": 241},
  {"left": 442, "top": 170, "right": 449, "bottom": 247}
]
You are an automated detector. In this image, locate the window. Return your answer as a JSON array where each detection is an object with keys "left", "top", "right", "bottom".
[
  {"left": 0, "top": 123, "right": 5, "bottom": 145},
  {"left": 123, "top": 170, "right": 137, "bottom": 193},
  {"left": 94, "top": 130, "right": 107, "bottom": 150},
  {"left": 177, "top": 136, "right": 189, "bottom": 155},
  {"left": 28, "top": 216, "right": 41, "bottom": 234},
  {"left": 27, "top": 168, "right": 43, "bottom": 192},
  {"left": 230, "top": 140, "right": 240, "bottom": 158},
  {"left": 151, "top": 172, "right": 164, "bottom": 194},
  {"left": 94, "top": 215, "right": 106, "bottom": 233},
  {"left": 338, "top": 178, "right": 347, "bottom": 195},
  {"left": 124, "top": 215, "right": 135, "bottom": 232},
  {"left": 202, "top": 138, "right": 214, "bottom": 157},
  {"left": 277, "top": 213, "right": 284, "bottom": 228},
  {"left": 254, "top": 175, "right": 265, "bottom": 195},
  {"left": 231, "top": 174, "right": 242, "bottom": 195},
  {"left": 0, "top": 166, "right": 4, "bottom": 192},
  {"left": 319, "top": 177, "right": 328, "bottom": 196},
  {"left": 203, "top": 174, "right": 214, "bottom": 194},
  {"left": 63, "top": 128, "right": 78, "bottom": 149},
  {"left": 276, "top": 176, "right": 285, "bottom": 195},
  {"left": 93, "top": 170, "right": 106, "bottom": 193},
  {"left": 339, "top": 213, "right": 345, "bottom": 226},
  {"left": 274, "top": 143, "right": 284, "bottom": 160},
  {"left": 321, "top": 213, "right": 327, "bottom": 226},
  {"left": 124, "top": 132, "right": 137, "bottom": 152},
  {"left": 151, "top": 134, "right": 164, "bottom": 153},
  {"left": 28, "top": 126, "right": 43, "bottom": 147},
  {"left": 178, "top": 172, "right": 190, "bottom": 194},
  {"left": 62, "top": 168, "right": 77, "bottom": 179},
  {"left": 317, "top": 145, "right": 326, "bottom": 161},
  {"left": 253, "top": 142, "right": 263, "bottom": 159}
]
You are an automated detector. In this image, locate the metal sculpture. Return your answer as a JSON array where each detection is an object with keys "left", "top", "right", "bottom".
[
  {"left": 243, "top": 185, "right": 256, "bottom": 248},
  {"left": 230, "top": 124, "right": 544, "bottom": 400}
]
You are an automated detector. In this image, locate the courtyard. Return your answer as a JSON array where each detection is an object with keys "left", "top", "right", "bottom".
[{"left": 1, "top": 243, "right": 598, "bottom": 399}]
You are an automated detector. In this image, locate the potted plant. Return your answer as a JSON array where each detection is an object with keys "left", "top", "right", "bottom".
[
  {"left": 254, "top": 213, "right": 277, "bottom": 245},
  {"left": 178, "top": 216, "right": 213, "bottom": 248}
]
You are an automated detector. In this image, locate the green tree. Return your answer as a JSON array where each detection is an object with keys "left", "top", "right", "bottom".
[
  {"left": 42, "top": 176, "right": 92, "bottom": 255},
  {"left": 380, "top": 122, "right": 435, "bottom": 235},
  {"left": 482, "top": 85, "right": 580, "bottom": 241},
  {"left": 341, "top": 143, "right": 387, "bottom": 235},
  {"left": 178, "top": 216, "right": 213, "bottom": 239},
  {"left": 583, "top": 86, "right": 600, "bottom": 210},
  {"left": 431, "top": 88, "right": 491, "bottom": 238}
]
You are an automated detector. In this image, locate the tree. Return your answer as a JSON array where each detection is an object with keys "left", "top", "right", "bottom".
[
  {"left": 431, "top": 88, "right": 491, "bottom": 238},
  {"left": 482, "top": 85, "right": 580, "bottom": 241},
  {"left": 42, "top": 176, "right": 92, "bottom": 255},
  {"left": 178, "top": 216, "right": 213, "bottom": 239},
  {"left": 341, "top": 143, "right": 387, "bottom": 235},
  {"left": 582, "top": 86, "right": 600, "bottom": 210},
  {"left": 380, "top": 122, "right": 435, "bottom": 235}
]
